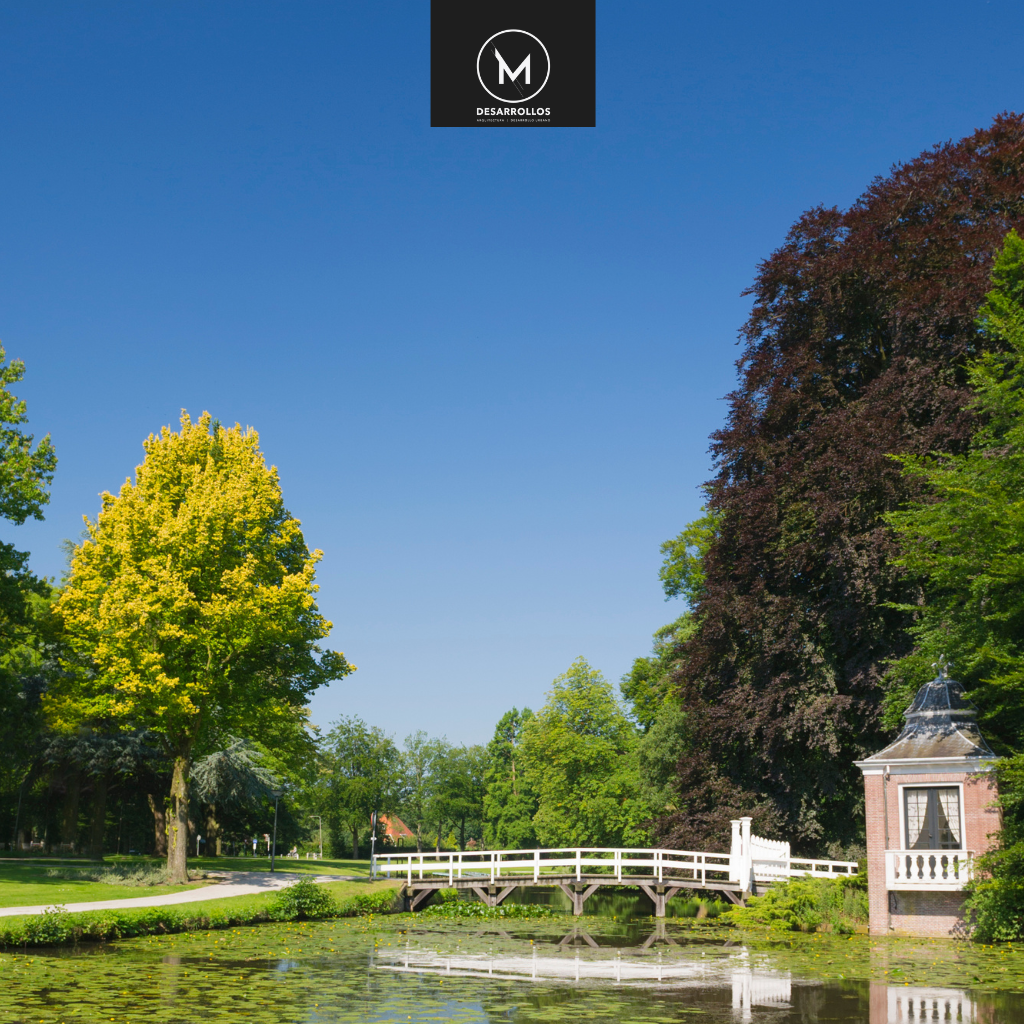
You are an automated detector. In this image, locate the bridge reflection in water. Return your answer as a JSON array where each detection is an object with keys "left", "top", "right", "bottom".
[{"left": 375, "top": 932, "right": 980, "bottom": 1023}]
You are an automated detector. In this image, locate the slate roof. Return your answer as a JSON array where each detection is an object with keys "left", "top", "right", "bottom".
[{"left": 864, "top": 663, "right": 996, "bottom": 762}]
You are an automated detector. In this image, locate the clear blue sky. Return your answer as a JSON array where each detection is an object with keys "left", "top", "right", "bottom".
[{"left": 1, "top": 2, "right": 1021, "bottom": 746}]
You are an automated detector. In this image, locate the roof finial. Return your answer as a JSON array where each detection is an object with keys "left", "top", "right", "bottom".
[{"left": 933, "top": 655, "right": 951, "bottom": 681}]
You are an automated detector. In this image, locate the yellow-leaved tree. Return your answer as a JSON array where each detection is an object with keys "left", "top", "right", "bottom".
[{"left": 49, "top": 412, "right": 352, "bottom": 882}]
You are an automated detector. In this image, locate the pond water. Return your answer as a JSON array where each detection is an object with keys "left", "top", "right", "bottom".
[{"left": 3, "top": 913, "right": 1024, "bottom": 1023}]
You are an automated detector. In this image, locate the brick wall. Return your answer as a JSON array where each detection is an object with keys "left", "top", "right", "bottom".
[
  {"left": 889, "top": 890, "right": 966, "bottom": 937},
  {"left": 862, "top": 768, "right": 999, "bottom": 937}
]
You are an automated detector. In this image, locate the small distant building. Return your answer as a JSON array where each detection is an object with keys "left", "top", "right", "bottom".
[
  {"left": 855, "top": 664, "right": 1000, "bottom": 937},
  {"left": 379, "top": 814, "right": 415, "bottom": 847}
]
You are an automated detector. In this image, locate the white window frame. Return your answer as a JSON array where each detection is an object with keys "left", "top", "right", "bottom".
[{"left": 896, "top": 782, "right": 965, "bottom": 851}]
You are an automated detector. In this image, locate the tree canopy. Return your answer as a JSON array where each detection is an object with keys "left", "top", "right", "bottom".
[
  {"left": 886, "top": 229, "right": 1024, "bottom": 749},
  {"left": 49, "top": 412, "right": 351, "bottom": 879},
  {"left": 659, "top": 113, "right": 1024, "bottom": 854}
]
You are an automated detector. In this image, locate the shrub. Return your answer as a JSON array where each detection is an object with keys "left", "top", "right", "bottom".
[
  {"left": 724, "top": 874, "right": 868, "bottom": 934},
  {"left": 45, "top": 865, "right": 173, "bottom": 887},
  {"left": 963, "top": 754, "right": 1024, "bottom": 942},
  {"left": 338, "top": 889, "right": 399, "bottom": 916},
  {"left": 269, "top": 880, "right": 338, "bottom": 920}
]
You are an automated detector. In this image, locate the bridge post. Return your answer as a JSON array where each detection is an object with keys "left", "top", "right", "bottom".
[
  {"left": 558, "top": 882, "right": 600, "bottom": 916},
  {"left": 639, "top": 884, "right": 682, "bottom": 918}
]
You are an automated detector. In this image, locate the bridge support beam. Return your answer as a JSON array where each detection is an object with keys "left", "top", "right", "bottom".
[
  {"left": 638, "top": 884, "right": 682, "bottom": 918},
  {"left": 470, "top": 884, "right": 517, "bottom": 908},
  {"left": 557, "top": 882, "right": 600, "bottom": 916},
  {"left": 407, "top": 887, "right": 437, "bottom": 912},
  {"left": 721, "top": 888, "right": 750, "bottom": 907}
]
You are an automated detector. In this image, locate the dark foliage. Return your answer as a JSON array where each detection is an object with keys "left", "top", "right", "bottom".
[{"left": 659, "top": 113, "right": 1024, "bottom": 854}]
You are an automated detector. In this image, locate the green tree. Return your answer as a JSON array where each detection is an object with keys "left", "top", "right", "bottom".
[
  {"left": 323, "top": 716, "right": 401, "bottom": 859},
  {"left": 523, "top": 657, "right": 648, "bottom": 847},
  {"left": 49, "top": 412, "right": 351, "bottom": 881},
  {"left": 191, "top": 738, "right": 279, "bottom": 856},
  {"left": 0, "top": 344, "right": 56, "bottom": 846},
  {"left": 658, "top": 510, "right": 717, "bottom": 606},
  {"left": 483, "top": 708, "right": 538, "bottom": 849},
  {"left": 885, "top": 230, "right": 1024, "bottom": 748},
  {"left": 431, "top": 743, "right": 485, "bottom": 851},
  {"left": 400, "top": 731, "right": 437, "bottom": 852},
  {"left": 620, "top": 615, "right": 693, "bottom": 733},
  {"left": 884, "top": 231, "right": 1024, "bottom": 938}
]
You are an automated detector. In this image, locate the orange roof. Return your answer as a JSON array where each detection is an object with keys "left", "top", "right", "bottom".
[{"left": 379, "top": 814, "right": 414, "bottom": 840}]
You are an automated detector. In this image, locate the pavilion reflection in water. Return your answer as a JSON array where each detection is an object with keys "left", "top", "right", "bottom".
[{"left": 374, "top": 932, "right": 979, "bottom": 1023}]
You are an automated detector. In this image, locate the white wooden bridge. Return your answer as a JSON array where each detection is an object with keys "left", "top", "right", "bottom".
[{"left": 373, "top": 817, "right": 858, "bottom": 914}]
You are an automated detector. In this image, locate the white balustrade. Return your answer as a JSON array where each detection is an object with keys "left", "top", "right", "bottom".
[
  {"left": 885, "top": 850, "right": 973, "bottom": 890},
  {"left": 372, "top": 843, "right": 855, "bottom": 887}
]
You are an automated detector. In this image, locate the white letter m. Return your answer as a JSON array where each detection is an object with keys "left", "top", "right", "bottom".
[{"left": 494, "top": 47, "right": 530, "bottom": 85}]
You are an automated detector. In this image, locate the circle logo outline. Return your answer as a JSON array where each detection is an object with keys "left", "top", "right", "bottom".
[{"left": 476, "top": 29, "right": 551, "bottom": 104}]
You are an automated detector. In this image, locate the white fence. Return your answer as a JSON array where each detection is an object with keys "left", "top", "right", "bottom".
[
  {"left": 374, "top": 817, "right": 858, "bottom": 889},
  {"left": 885, "top": 850, "right": 973, "bottom": 890},
  {"left": 374, "top": 847, "right": 733, "bottom": 886}
]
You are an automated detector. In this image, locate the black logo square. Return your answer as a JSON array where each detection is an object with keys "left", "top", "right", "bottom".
[{"left": 431, "top": 1, "right": 596, "bottom": 128}]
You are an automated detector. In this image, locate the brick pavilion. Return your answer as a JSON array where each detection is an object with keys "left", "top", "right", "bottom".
[{"left": 855, "top": 663, "right": 1000, "bottom": 937}]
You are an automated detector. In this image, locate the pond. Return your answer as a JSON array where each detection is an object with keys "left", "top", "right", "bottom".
[{"left": 3, "top": 912, "right": 1023, "bottom": 1023}]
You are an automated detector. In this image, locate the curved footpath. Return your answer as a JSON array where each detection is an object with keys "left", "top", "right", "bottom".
[{"left": 0, "top": 871, "right": 354, "bottom": 918}]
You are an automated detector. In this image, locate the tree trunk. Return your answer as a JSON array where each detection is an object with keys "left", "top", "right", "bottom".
[
  {"left": 147, "top": 794, "right": 168, "bottom": 857},
  {"left": 62, "top": 772, "right": 81, "bottom": 851},
  {"left": 167, "top": 756, "right": 190, "bottom": 883},
  {"left": 459, "top": 816, "right": 466, "bottom": 852},
  {"left": 88, "top": 775, "right": 108, "bottom": 858},
  {"left": 352, "top": 826, "right": 359, "bottom": 860},
  {"left": 204, "top": 804, "right": 220, "bottom": 858}
]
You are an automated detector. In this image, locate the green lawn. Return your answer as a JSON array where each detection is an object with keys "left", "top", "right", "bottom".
[
  {"left": 0, "top": 876, "right": 400, "bottom": 928},
  {"left": 106, "top": 854, "right": 371, "bottom": 877},
  {"left": 0, "top": 862, "right": 207, "bottom": 909}
]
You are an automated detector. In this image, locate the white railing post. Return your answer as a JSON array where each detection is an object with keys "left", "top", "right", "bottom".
[
  {"left": 729, "top": 820, "right": 741, "bottom": 883},
  {"left": 576, "top": 849, "right": 581, "bottom": 881},
  {"left": 739, "top": 817, "right": 753, "bottom": 890},
  {"left": 534, "top": 849, "right": 539, "bottom": 883},
  {"left": 616, "top": 849, "right": 622, "bottom": 882},
  {"left": 448, "top": 853, "right": 453, "bottom": 886}
]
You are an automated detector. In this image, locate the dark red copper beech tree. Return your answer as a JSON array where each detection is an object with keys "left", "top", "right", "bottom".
[{"left": 657, "top": 113, "right": 1024, "bottom": 855}]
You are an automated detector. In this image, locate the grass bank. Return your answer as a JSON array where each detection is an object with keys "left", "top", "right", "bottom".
[
  {"left": 0, "top": 878, "right": 401, "bottom": 949},
  {"left": 0, "top": 862, "right": 208, "bottom": 908},
  {"left": 108, "top": 854, "right": 371, "bottom": 876}
]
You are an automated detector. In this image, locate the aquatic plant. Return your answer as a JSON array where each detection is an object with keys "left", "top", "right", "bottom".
[
  {"left": 420, "top": 890, "right": 556, "bottom": 920},
  {"left": 723, "top": 874, "right": 868, "bottom": 934}
]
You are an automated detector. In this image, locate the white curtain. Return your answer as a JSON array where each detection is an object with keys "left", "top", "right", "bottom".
[
  {"left": 905, "top": 790, "right": 929, "bottom": 849},
  {"left": 937, "top": 788, "right": 961, "bottom": 846}
]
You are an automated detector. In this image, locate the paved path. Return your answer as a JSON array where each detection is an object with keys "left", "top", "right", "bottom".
[{"left": 0, "top": 871, "right": 358, "bottom": 918}]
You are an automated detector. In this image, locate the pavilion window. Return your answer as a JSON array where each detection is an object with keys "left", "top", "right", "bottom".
[{"left": 904, "top": 787, "right": 962, "bottom": 850}]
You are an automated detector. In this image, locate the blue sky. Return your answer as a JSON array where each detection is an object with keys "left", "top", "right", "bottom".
[{"left": 1, "top": 1, "right": 1021, "bottom": 746}]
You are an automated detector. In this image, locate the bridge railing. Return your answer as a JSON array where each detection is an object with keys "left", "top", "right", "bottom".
[
  {"left": 751, "top": 855, "right": 859, "bottom": 881},
  {"left": 374, "top": 844, "right": 860, "bottom": 887},
  {"left": 373, "top": 847, "right": 734, "bottom": 886}
]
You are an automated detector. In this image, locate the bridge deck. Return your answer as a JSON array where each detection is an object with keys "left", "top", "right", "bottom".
[{"left": 404, "top": 873, "right": 743, "bottom": 893}]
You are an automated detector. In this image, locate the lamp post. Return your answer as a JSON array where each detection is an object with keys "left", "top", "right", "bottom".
[
  {"left": 309, "top": 816, "right": 323, "bottom": 860},
  {"left": 269, "top": 789, "right": 284, "bottom": 873},
  {"left": 370, "top": 810, "right": 378, "bottom": 880}
]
